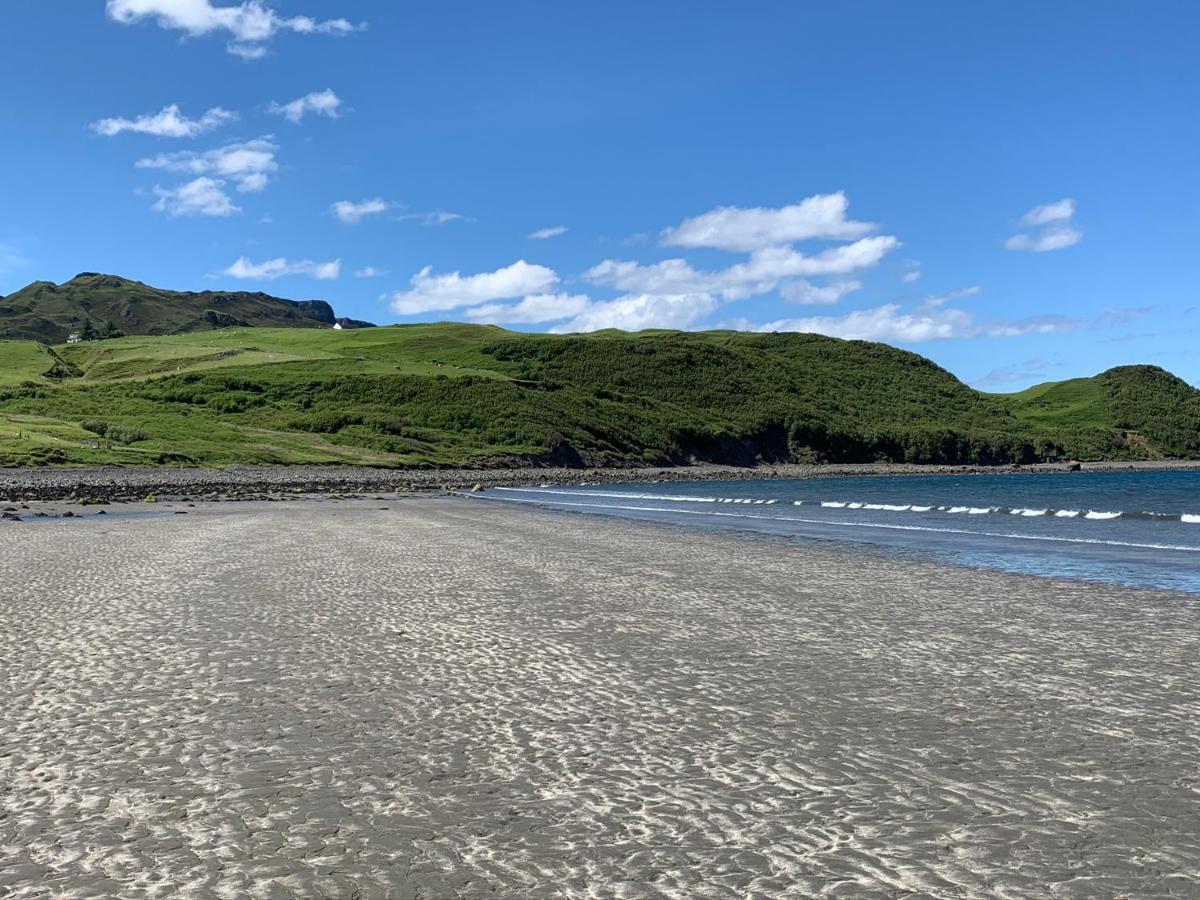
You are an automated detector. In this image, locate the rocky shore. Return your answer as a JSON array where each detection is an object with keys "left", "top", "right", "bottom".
[{"left": 1, "top": 459, "right": 1197, "bottom": 503}]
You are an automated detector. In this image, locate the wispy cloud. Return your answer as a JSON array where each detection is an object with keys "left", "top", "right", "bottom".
[
  {"left": 922, "top": 285, "right": 982, "bottom": 308},
  {"left": 1006, "top": 198, "right": 1083, "bottom": 252},
  {"left": 91, "top": 104, "right": 236, "bottom": 138},
  {"left": 331, "top": 198, "right": 391, "bottom": 224},
  {"left": 270, "top": 89, "right": 342, "bottom": 123},
  {"left": 757, "top": 303, "right": 1148, "bottom": 344},
  {"left": 106, "top": 0, "right": 364, "bottom": 59},
  {"left": 0, "top": 242, "right": 31, "bottom": 274},
  {"left": 529, "top": 225, "right": 568, "bottom": 240},
  {"left": 354, "top": 266, "right": 387, "bottom": 278},
  {"left": 398, "top": 209, "right": 469, "bottom": 226},
  {"left": 137, "top": 137, "right": 278, "bottom": 193},
  {"left": 1020, "top": 199, "right": 1075, "bottom": 227},
  {"left": 223, "top": 255, "right": 340, "bottom": 280},
  {"left": 972, "top": 359, "right": 1054, "bottom": 388}
]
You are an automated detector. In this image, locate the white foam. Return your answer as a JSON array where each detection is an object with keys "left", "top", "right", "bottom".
[
  {"left": 864, "top": 503, "right": 911, "bottom": 512},
  {"left": 1012, "top": 508, "right": 1048, "bottom": 517},
  {"left": 947, "top": 506, "right": 969, "bottom": 514},
  {"left": 821, "top": 501, "right": 847, "bottom": 508},
  {"left": 1085, "top": 511, "right": 1122, "bottom": 520},
  {"left": 1054, "top": 510, "right": 1081, "bottom": 518},
  {"left": 1183, "top": 514, "right": 1200, "bottom": 524},
  {"left": 911, "top": 506, "right": 933, "bottom": 512},
  {"left": 969, "top": 507, "right": 992, "bottom": 515},
  {"left": 476, "top": 494, "right": 1200, "bottom": 553}
]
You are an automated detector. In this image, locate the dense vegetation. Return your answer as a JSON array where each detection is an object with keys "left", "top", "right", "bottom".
[
  {"left": 0, "top": 273, "right": 371, "bottom": 344},
  {"left": 2, "top": 321, "right": 1198, "bottom": 468},
  {"left": 999, "top": 365, "right": 1200, "bottom": 460}
]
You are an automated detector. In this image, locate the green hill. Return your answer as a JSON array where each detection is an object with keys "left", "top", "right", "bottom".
[
  {"left": 1, "top": 313, "right": 1197, "bottom": 468},
  {"left": 0, "top": 273, "right": 372, "bottom": 344},
  {"left": 998, "top": 365, "right": 1200, "bottom": 459}
]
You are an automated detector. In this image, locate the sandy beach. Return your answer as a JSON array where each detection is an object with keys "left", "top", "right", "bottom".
[{"left": 2, "top": 497, "right": 1199, "bottom": 899}]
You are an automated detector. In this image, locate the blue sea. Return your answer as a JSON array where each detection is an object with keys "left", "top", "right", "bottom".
[{"left": 477, "top": 471, "right": 1200, "bottom": 593}]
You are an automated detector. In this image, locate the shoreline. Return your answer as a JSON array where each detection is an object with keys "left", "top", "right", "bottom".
[
  {"left": 1, "top": 458, "right": 1199, "bottom": 503},
  {"left": 2, "top": 458, "right": 1199, "bottom": 502}
]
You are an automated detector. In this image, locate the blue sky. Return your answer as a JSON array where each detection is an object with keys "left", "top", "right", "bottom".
[{"left": 2, "top": 2, "right": 1197, "bottom": 389}]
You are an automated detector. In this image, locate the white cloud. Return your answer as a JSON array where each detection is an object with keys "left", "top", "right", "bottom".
[
  {"left": 922, "top": 285, "right": 982, "bottom": 308},
  {"left": 226, "top": 42, "right": 268, "bottom": 60},
  {"left": 331, "top": 198, "right": 391, "bottom": 224},
  {"left": 390, "top": 260, "right": 558, "bottom": 315},
  {"left": 91, "top": 104, "right": 236, "bottom": 138},
  {"left": 1004, "top": 226, "right": 1084, "bottom": 253},
  {"left": 585, "top": 236, "right": 898, "bottom": 301},
  {"left": 552, "top": 293, "right": 720, "bottom": 333},
  {"left": 756, "top": 302, "right": 1147, "bottom": 344},
  {"left": 106, "top": 0, "right": 361, "bottom": 58},
  {"left": 270, "top": 89, "right": 342, "bottom": 123},
  {"left": 529, "top": 225, "right": 568, "bottom": 240},
  {"left": 223, "top": 256, "right": 340, "bottom": 280},
  {"left": 1020, "top": 198, "right": 1075, "bottom": 227},
  {"left": 779, "top": 279, "right": 861, "bottom": 305},
  {"left": 397, "top": 209, "right": 468, "bottom": 226},
  {"left": 137, "top": 138, "right": 278, "bottom": 192},
  {"left": 661, "top": 192, "right": 875, "bottom": 252},
  {"left": 462, "top": 293, "right": 591, "bottom": 325},
  {"left": 152, "top": 176, "right": 238, "bottom": 216},
  {"left": 760, "top": 304, "right": 977, "bottom": 343},
  {"left": 354, "top": 266, "right": 386, "bottom": 278},
  {"left": 901, "top": 270, "right": 922, "bottom": 283},
  {"left": 1007, "top": 198, "right": 1082, "bottom": 252}
]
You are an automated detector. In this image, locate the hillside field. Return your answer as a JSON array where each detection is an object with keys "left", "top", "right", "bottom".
[{"left": 1, "top": 324, "right": 1198, "bottom": 468}]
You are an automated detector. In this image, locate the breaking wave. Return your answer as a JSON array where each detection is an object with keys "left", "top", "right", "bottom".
[
  {"left": 494, "top": 487, "right": 1198, "bottom": 523},
  {"left": 480, "top": 493, "right": 1200, "bottom": 552}
]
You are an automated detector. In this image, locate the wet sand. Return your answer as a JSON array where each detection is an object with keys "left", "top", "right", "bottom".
[{"left": 2, "top": 498, "right": 1199, "bottom": 898}]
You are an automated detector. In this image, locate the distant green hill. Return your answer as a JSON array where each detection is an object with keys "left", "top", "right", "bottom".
[
  {"left": 2, "top": 320, "right": 1197, "bottom": 468},
  {"left": 998, "top": 365, "right": 1200, "bottom": 459},
  {"left": 1, "top": 278, "right": 1197, "bottom": 470},
  {"left": 0, "top": 273, "right": 372, "bottom": 343}
]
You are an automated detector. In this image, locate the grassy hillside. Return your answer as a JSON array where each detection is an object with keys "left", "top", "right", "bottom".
[
  {"left": 999, "top": 365, "right": 1200, "bottom": 459},
  {"left": 0, "top": 273, "right": 371, "bottom": 344},
  {"left": 1, "top": 325, "right": 1196, "bottom": 468}
]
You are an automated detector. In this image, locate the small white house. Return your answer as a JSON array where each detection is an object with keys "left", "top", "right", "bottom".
[
  {"left": 66, "top": 332, "right": 82, "bottom": 344},
  {"left": 332, "top": 322, "right": 343, "bottom": 330}
]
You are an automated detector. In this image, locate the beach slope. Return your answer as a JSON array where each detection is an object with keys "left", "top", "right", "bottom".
[{"left": 1, "top": 499, "right": 1197, "bottom": 897}]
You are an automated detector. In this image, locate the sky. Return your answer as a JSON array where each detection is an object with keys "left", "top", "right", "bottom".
[{"left": 2, "top": 1, "right": 1198, "bottom": 390}]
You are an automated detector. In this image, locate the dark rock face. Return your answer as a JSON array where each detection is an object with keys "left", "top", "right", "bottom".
[
  {"left": 296, "top": 300, "right": 337, "bottom": 325},
  {"left": 335, "top": 317, "right": 376, "bottom": 329}
]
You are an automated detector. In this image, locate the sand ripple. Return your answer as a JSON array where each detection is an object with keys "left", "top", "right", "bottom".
[{"left": 2, "top": 498, "right": 1199, "bottom": 898}]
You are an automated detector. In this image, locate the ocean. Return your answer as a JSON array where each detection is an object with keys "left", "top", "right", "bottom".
[{"left": 475, "top": 470, "right": 1200, "bottom": 593}]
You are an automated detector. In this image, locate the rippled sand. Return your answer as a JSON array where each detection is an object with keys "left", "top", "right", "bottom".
[{"left": 2, "top": 497, "right": 1199, "bottom": 899}]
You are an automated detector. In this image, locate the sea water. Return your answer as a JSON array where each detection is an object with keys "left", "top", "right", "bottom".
[{"left": 478, "top": 470, "right": 1200, "bottom": 593}]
